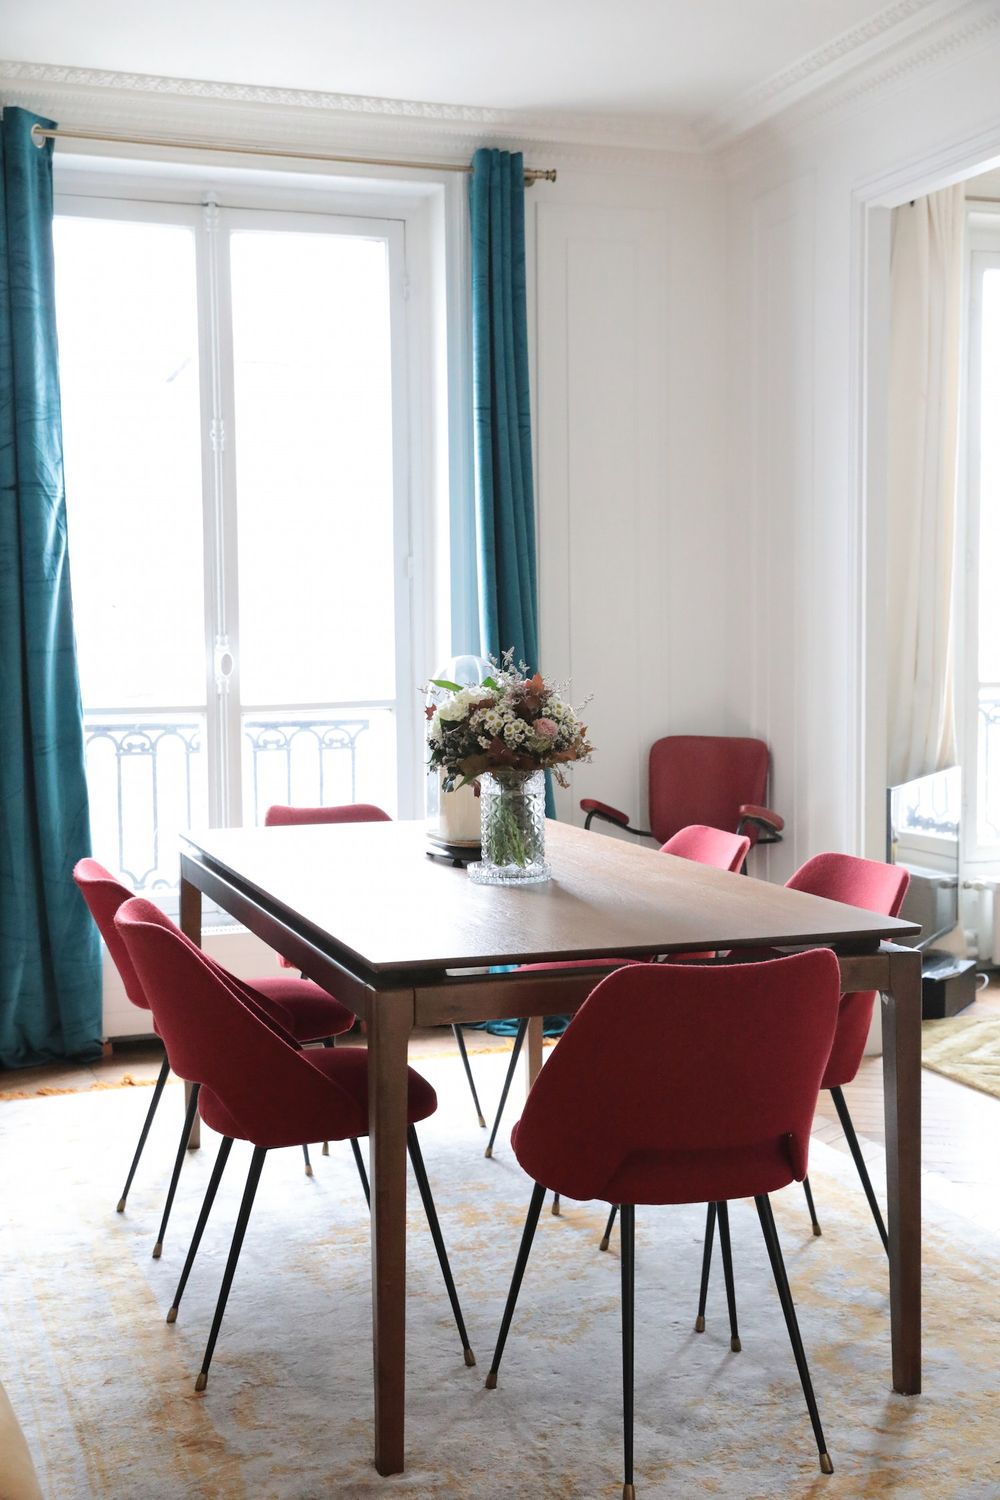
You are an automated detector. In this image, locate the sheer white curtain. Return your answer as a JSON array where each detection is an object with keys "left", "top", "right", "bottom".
[{"left": 886, "top": 186, "right": 964, "bottom": 785}]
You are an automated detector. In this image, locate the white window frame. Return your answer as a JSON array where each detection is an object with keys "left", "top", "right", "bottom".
[
  {"left": 959, "top": 210, "right": 1000, "bottom": 869},
  {"left": 54, "top": 160, "right": 460, "bottom": 836}
]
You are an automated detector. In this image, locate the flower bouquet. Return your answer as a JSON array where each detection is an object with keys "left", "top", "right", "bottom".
[{"left": 424, "top": 652, "right": 593, "bottom": 883}]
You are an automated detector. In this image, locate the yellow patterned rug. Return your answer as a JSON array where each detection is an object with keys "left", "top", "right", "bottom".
[
  {"left": 922, "top": 1015, "right": 1000, "bottom": 1101},
  {"left": 1, "top": 1053, "right": 998, "bottom": 1499}
]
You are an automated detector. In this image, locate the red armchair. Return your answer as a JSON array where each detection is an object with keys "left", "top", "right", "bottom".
[
  {"left": 485, "top": 953, "right": 841, "bottom": 1493},
  {"left": 581, "top": 734, "right": 783, "bottom": 855}
]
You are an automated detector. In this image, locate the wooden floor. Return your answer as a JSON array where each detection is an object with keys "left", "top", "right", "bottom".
[{"left": 813, "top": 976, "right": 1000, "bottom": 1231}]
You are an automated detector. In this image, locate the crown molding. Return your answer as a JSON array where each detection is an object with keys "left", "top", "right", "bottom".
[
  {"left": 719, "top": 0, "right": 1000, "bottom": 175},
  {"left": 0, "top": 58, "right": 710, "bottom": 170}
]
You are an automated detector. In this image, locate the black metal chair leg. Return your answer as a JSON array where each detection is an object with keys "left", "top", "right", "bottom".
[
  {"left": 167, "top": 1136, "right": 233, "bottom": 1323},
  {"left": 599, "top": 1203, "right": 618, "bottom": 1252},
  {"left": 321, "top": 1037, "right": 337, "bottom": 1153},
  {"left": 695, "top": 1201, "right": 717, "bottom": 1331},
  {"left": 485, "top": 1018, "right": 528, "bottom": 1159},
  {"left": 302, "top": 1144, "right": 313, "bottom": 1177},
  {"left": 621, "top": 1203, "right": 636, "bottom": 1500},
  {"left": 485, "top": 1180, "right": 547, "bottom": 1389},
  {"left": 195, "top": 1146, "right": 267, "bottom": 1392},
  {"left": 406, "top": 1126, "right": 474, "bottom": 1366},
  {"left": 350, "top": 1137, "right": 371, "bottom": 1208},
  {"left": 451, "top": 1024, "right": 487, "bottom": 1128},
  {"left": 117, "top": 1055, "right": 170, "bottom": 1213},
  {"left": 716, "top": 1201, "right": 741, "bottom": 1352},
  {"left": 830, "top": 1085, "right": 888, "bottom": 1252},
  {"left": 801, "top": 1175, "right": 822, "bottom": 1236},
  {"left": 755, "top": 1194, "right": 833, "bottom": 1474},
  {"left": 153, "top": 1082, "right": 200, "bottom": 1259}
]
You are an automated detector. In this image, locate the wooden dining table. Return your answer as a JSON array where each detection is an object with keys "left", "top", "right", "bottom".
[{"left": 179, "top": 817, "right": 922, "bottom": 1477}]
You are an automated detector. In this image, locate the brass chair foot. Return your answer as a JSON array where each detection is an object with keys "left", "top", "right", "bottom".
[
  {"left": 599, "top": 1236, "right": 610, "bottom": 1252},
  {"left": 730, "top": 1335, "right": 742, "bottom": 1353},
  {"left": 623, "top": 1484, "right": 637, "bottom": 1499},
  {"left": 484, "top": 1146, "right": 493, "bottom": 1159},
  {"left": 694, "top": 1315, "right": 705, "bottom": 1333},
  {"left": 194, "top": 1372, "right": 207, "bottom": 1392},
  {"left": 321, "top": 1142, "right": 330, "bottom": 1157},
  {"left": 152, "top": 1241, "right": 163, "bottom": 1260},
  {"left": 812, "top": 1223, "right": 823, "bottom": 1237},
  {"left": 116, "top": 1198, "right": 126, "bottom": 1213},
  {"left": 304, "top": 1163, "right": 314, "bottom": 1177},
  {"left": 166, "top": 1307, "right": 178, "bottom": 1325},
  {"left": 463, "top": 1347, "right": 476, "bottom": 1367},
  {"left": 820, "top": 1453, "right": 834, "bottom": 1475},
  {"left": 551, "top": 1199, "right": 561, "bottom": 1217},
  {"left": 477, "top": 1114, "right": 486, "bottom": 1129},
  {"left": 484, "top": 1371, "right": 497, "bottom": 1389}
]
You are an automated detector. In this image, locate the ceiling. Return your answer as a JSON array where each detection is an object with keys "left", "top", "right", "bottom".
[{"left": 1, "top": 0, "right": 949, "bottom": 135}]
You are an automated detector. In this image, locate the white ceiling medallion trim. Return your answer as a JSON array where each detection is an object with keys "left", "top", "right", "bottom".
[{"left": 0, "top": 59, "right": 703, "bottom": 158}]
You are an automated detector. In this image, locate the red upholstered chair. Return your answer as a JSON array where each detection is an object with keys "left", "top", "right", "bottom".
[
  {"left": 581, "top": 734, "right": 783, "bottom": 858},
  {"left": 695, "top": 851, "right": 910, "bottom": 1347},
  {"left": 73, "top": 859, "right": 356, "bottom": 1256},
  {"left": 484, "top": 824, "right": 752, "bottom": 1180},
  {"left": 485, "top": 954, "right": 840, "bottom": 1493},
  {"left": 265, "top": 802, "right": 491, "bottom": 1132},
  {"left": 114, "top": 896, "right": 473, "bottom": 1390}
]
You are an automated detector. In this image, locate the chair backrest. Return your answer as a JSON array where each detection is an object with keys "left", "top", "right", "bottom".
[
  {"left": 264, "top": 803, "right": 391, "bottom": 827},
  {"left": 73, "top": 858, "right": 148, "bottom": 1010},
  {"left": 648, "top": 736, "right": 769, "bottom": 845},
  {"left": 660, "top": 824, "right": 750, "bottom": 874},
  {"left": 114, "top": 897, "right": 367, "bottom": 1145},
  {"left": 786, "top": 851, "right": 909, "bottom": 1089},
  {"left": 786, "top": 851, "right": 909, "bottom": 917},
  {"left": 512, "top": 950, "right": 840, "bottom": 1203}
]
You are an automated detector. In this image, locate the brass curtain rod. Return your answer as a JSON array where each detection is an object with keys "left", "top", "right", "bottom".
[{"left": 30, "top": 123, "right": 557, "bottom": 184}]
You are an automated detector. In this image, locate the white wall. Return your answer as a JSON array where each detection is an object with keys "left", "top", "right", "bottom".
[{"left": 721, "top": 28, "right": 1000, "bottom": 881}]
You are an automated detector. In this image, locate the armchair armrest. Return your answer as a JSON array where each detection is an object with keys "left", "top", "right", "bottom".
[
  {"left": 737, "top": 803, "right": 784, "bottom": 842},
  {"left": 579, "top": 798, "right": 654, "bottom": 840}
]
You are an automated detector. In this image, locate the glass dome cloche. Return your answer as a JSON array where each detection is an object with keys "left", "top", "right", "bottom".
[{"left": 425, "top": 654, "right": 493, "bottom": 848}]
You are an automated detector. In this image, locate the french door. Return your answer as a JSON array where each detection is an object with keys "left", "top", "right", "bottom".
[{"left": 55, "top": 194, "right": 416, "bottom": 896}]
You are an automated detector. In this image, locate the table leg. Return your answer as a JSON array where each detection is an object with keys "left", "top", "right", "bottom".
[
  {"left": 524, "top": 1014, "right": 544, "bottom": 1090},
  {"left": 881, "top": 945, "right": 922, "bottom": 1394},
  {"left": 368, "top": 988, "right": 414, "bottom": 1475},
  {"left": 178, "top": 874, "right": 202, "bottom": 1152}
]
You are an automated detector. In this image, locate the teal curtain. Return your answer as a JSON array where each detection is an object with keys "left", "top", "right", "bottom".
[
  {"left": 0, "top": 107, "right": 101, "bottom": 1067},
  {"left": 470, "top": 147, "right": 540, "bottom": 674}
]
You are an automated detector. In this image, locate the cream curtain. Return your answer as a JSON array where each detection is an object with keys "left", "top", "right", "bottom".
[{"left": 886, "top": 185, "right": 964, "bottom": 786}]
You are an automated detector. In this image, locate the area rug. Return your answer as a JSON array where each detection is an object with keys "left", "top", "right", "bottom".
[
  {"left": 1, "top": 1053, "right": 998, "bottom": 1499},
  {"left": 922, "top": 1015, "right": 1000, "bottom": 1101}
]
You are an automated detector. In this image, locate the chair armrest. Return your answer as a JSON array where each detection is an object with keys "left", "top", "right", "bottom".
[
  {"left": 580, "top": 799, "right": 654, "bottom": 840},
  {"left": 737, "top": 803, "right": 784, "bottom": 842}
]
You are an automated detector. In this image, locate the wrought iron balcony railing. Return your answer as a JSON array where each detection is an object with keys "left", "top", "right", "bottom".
[{"left": 84, "top": 711, "right": 371, "bottom": 892}]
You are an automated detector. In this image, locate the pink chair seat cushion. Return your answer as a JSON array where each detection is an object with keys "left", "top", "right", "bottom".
[
  {"left": 249, "top": 975, "right": 354, "bottom": 1042},
  {"left": 197, "top": 1042, "right": 436, "bottom": 1145}
]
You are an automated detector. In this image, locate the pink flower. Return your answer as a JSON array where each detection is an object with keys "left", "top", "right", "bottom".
[{"left": 534, "top": 718, "right": 558, "bottom": 739}]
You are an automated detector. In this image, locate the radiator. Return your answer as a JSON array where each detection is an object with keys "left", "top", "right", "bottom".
[{"left": 961, "top": 878, "right": 1000, "bottom": 966}]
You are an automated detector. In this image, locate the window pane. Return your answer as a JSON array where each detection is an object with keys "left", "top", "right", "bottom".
[
  {"left": 54, "top": 216, "right": 206, "bottom": 708},
  {"left": 230, "top": 230, "right": 397, "bottom": 707},
  {"left": 241, "top": 708, "right": 397, "bottom": 825}
]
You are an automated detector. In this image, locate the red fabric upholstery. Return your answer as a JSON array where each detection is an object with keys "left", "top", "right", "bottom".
[
  {"left": 785, "top": 853, "right": 909, "bottom": 1089},
  {"left": 660, "top": 824, "right": 750, "bottom": 874},
  {"left": 510, "top": 952, "right": 840, "bottom": 1205},
  {"left": 73, "top": 859, "right": 353, "bottom": 1042},
  {"left": 648, "top": 736, "right": 770, "bottom": 847},
  {"left": 263, "top": 804, "right": 391, "bottom": 966},
  {"left": 114, "top": 898, "right": 436, "bottom": 1148},
  {"left": 264, "top": 803, "right": 392, "bottom": 827}
]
